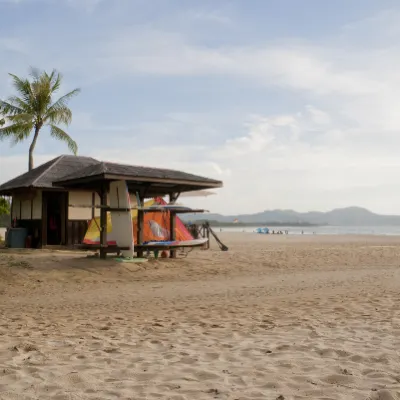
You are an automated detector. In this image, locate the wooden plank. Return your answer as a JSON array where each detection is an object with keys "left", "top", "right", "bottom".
[
  {"left": 106, "top": 207, "right": 131, "bottom": 212},
  {"left": 91, "top": 192, "right": 95, "bottom": 219},
  {"left": 67, "top": 220, "right": 72, "bottom": 245},
  {"left": 169, "top": 210, "right": 177, "bottom": 258},
  {"left": 41, "top": 194, "right": 47, "bottom": 247},
  {"left": 65, "top": 192, "right": 70, "bottom": 245},
  {"left": 10, "top": 197, "right": 14, "bottom": 224},
  {"left": 137, "top": 208, "right": 144, "bottom": 257},
  {"left": 61, "top": 192, "right": 67, "bottom": 245},
  {"left": 99, "top": 185, "right": 108, "bottom": 259}
]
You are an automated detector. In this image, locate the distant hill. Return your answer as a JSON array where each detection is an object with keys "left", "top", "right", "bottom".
[{"left": 182, "top": 207, "right": 400, "bottom": 226}]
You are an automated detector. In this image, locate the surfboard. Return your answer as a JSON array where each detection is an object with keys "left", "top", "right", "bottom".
[
  {"left": 143, "top": 238, "right": 208, "bottom": 247},
  {"left": 109, "top": 180, "right": 134, "bottom": 257}
]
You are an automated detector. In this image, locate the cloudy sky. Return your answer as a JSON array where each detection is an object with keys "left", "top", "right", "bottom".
[{"left": 1, "top": 0, "right": 400, "bottom": 214}]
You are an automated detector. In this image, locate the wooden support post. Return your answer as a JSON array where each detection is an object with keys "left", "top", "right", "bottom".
[
  {"left": 137, "top": 207, "right": 144, "bottom": 257},
  {"left": 91, "top": 192, "right": 95, "bottom": 219},
  {"left": 41, "top": 193, "right": 47, "bottom": 247},
  {"left": 169, "top": 192, "right": 180, "bottom": 204},
  {"left": 10, "top": 196, "right": 14, "bottom": 226},
  {"left": 99, "top": 184, "right": 108, "bottom": 259},
  {"left": 169, "top": 210, "right": 177, "bottom": 258}
]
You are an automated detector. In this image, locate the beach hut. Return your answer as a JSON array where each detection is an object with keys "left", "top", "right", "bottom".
[{"left": 0, "top": 155, "right": 222, "bottom": 256}]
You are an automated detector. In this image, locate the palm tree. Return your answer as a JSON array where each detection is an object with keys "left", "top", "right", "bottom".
[{"left": 0, "top": 68, "right": 80, "bottom": 170}]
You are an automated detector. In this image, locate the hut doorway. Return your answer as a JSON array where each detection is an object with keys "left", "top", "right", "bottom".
[{"left": 42, "top": 191, "right": 67, "bottom": 246}]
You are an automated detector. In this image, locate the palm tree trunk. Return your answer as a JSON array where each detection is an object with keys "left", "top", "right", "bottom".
[{"left": 28, "top": 126, "right": 40, "bottom": 171}]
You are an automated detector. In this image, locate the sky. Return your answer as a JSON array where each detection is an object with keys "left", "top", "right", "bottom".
[{"left": 1, "top": 0, "right": 400, "bottom": 215}]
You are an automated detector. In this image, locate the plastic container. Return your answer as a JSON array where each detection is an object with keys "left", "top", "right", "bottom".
[{"left": 6, "top": 227, "right": 28, "bottom": 248}]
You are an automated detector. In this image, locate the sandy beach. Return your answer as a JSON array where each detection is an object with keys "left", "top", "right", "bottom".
[{"left": 1, "top": 233, "right": 400, "bottom": 399}]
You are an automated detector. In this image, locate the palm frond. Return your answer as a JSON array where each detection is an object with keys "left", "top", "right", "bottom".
[
  {"left": 6, "top": 96, "right": 31, "bottom": 112},
  {"left": 2, "top": 69, "right": 80, "bottom": 161},
  {"left": 49, "top": 124, "right": 78, "bottom": 154},
  {"left": 44, "top": 88, "right": 80, "bottom": 123},
  {"left": 8, "top": 113, "right": 34, "bottom": 124},
  {"left": 48, "top": 69, "right": 62, "bottom": 93},
  {"left": 32, "top": 75, "right": 52, "bottom": 116},
  {"left": 0, "top": 100, "right": 24, "bottom": 116},
  {"left": 8, "top": 73, "right": 33, "bottom": 106},
  {"left": 46, "top": 88, "right": 80, "bottom": 112},
  {"left": 0, "top": 122, "right": 32, "bottom": 142},
  {"left": 46, "top": 106, "right": 72, "bottom": 125}
]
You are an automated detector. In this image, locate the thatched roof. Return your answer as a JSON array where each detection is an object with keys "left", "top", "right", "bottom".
[
  {"left": 0, "top": 155, "right": 223, "bottom": 196},
  {"left": 0, "top": 155, "right": 98, "bottom": 194}
]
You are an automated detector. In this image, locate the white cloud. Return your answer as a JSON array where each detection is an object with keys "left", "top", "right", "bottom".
[
  {"left": 66, "top": 0, "right": 104, "bottom": 13},
  {"left": 189, "top": 10, "right": 231, "bottom": 25},
  {"left": 305, "top": 105, "right": 331, "bottom": 125},
  {"left": 3, "top": 6, "right": 400, "bottom": 214},
  {"left": 91, "top": 28, "right": 386, "bottom": 99}
]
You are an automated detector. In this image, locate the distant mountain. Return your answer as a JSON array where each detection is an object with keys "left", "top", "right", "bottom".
[{"left": 182, "top": 206, "right": 400, "bottom": 226}]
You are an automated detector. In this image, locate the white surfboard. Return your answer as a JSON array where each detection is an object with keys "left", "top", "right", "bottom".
[
  {"left": 109, "top": 180, "right": 134, "bottom": 257},
  {"left": 144, "top": 238, "right": 208, "bottom": 247}
]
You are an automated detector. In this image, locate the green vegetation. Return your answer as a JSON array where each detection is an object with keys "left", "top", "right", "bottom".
[
  {"left": 0, "top": 197, "right": 10, "bottom": 228},
  {"left": 0, "top": 197, "right": 10, "bottom": 216},
  {"left": 0, "top": 68, "right": 80, "bottom": 170}
]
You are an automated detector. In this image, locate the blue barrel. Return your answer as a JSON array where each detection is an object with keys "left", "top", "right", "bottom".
[{"left": 6, "top": 228, "right": 28, "bottom": 248}]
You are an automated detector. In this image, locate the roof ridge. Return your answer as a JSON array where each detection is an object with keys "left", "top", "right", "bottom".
[
  {"left": 100, "top": 161, "right": 109, "bottom": 174},
  {"left": 31, "top": 155, "right": 65, "bottom": 187},
  {"left": 104, "top": 160, "right": 181, "bottom": 174}
]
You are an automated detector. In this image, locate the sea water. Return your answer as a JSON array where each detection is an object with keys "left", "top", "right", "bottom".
[{"left": 217, "top": 225, "right": 400, "bottom": 236}]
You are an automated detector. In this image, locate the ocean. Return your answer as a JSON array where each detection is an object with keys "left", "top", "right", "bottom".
[{"left": 215, "top": 225, "right": 400, "bottom": 236}]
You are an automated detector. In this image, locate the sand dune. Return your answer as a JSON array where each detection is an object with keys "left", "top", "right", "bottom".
[{"left": 1, "top": 234, "right": 400, "bottom": 399}]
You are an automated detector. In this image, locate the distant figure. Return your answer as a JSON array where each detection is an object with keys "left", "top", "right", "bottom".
[{"left": 301, "top": 230, "right": 304, "bottom": 235}]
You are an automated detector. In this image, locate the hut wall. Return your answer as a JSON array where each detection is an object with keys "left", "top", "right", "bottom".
[
  {"left": 32, "top": 191, "right": 42, "bottom": 218},
  {"left": 94, "top": 192, "right": 101, "bottom": 217},
  {"left": 68, "top": 191, "right": 93, "bottom": 220},
  {"left": 21, "top": 199, "right": 31, "bottom": 219},
  {"left": 67, "top": 190, "right": 92, "bottom": 245},
  {"left": 12, "top": 191, "right": 42, "bottom": 220},
  {"left": 11, "top": 196, "right": 20, "bottom": 219},
  {"left": 11, "top": 191, "right": 42, "bottom": 248},
  {"left": 91, "top": 192, "right": 137, "bottom": 219}
]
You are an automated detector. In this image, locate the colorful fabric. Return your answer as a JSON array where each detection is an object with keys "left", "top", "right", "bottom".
[{"left": 83, "top": 197, "right": 193, "bottom": 245}]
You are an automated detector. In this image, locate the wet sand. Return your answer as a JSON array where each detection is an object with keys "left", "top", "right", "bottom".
[{"left": 1, "top": 233, "right": 400, "bottom": 399}]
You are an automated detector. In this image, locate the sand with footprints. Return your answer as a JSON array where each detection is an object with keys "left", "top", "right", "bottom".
[{"left": 1, "top": 233, "right": 400, "bottom": 399}]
